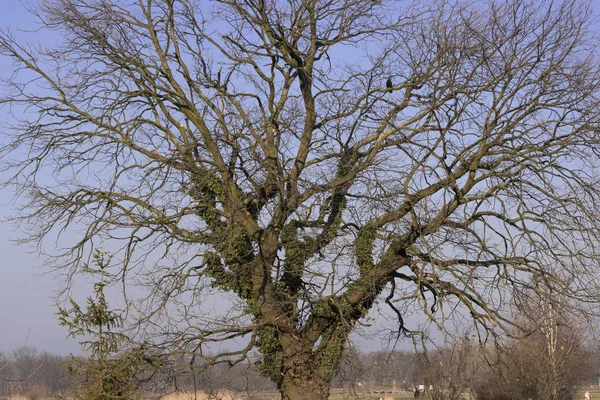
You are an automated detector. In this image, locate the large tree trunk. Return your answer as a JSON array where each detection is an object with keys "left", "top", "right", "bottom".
[
  {"left": 281, "top": 371, "right": 330, "bottom": 400},
  {"left": 278, "top": 335, "right": 345, "bottom": 400},
  {"left": 276, "top": 307, "right": 353, "bottom": 400}
]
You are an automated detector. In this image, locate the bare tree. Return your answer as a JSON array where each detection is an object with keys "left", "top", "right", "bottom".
[
  {"left": 421, "top": 336, "right": 479, "bottom": 400},
  {"left": 11, "top": 346, "right": 44, "bottom": 394},
  {"left": 0, "top": 351, "right": 14, "bottom": 396},
  {"left": 498, "top": 328, "right": 587, "bottom": 400},
  {"left": 2, "top": 0, "right": 600, "bottom": 399},
  {"left": 493, "top": 284, "right": 589, "bottom": 400}
]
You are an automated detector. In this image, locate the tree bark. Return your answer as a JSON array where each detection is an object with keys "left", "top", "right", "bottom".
[
  {"left": 277, "top": 319, "right": 349, "bottom": 400},
  {"left": 281, "top": 371, "right": 330, "bottom": 400}
]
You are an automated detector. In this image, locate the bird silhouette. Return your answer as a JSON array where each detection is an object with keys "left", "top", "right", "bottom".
[{"left": 386, "top": 77, "right": 393, "bottom": 93}]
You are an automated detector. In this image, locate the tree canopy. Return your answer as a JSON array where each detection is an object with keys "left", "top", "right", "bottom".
[{"left": 2, "top": 0, "right": 600, "bottom": 399}]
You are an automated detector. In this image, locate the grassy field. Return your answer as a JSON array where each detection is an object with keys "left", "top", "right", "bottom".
[
  {"left": 328, "top": 392, "right": 415, "bottom": 400},
  {"left": 5, "top": 388, "right": 600, "bottom": 400},
  {"left": 577, "top": 388, "right": 600, "bottom": 398},
  {"left": 329, "top": 396, "right": 413, "bottom": 400},
  {"left": 329, "top": 388, "right": 600, "bottom": 400}
]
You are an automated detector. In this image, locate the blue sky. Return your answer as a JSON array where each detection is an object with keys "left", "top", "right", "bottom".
[{"left": 0, "top": 1, "right": 81, "bottom": 354}]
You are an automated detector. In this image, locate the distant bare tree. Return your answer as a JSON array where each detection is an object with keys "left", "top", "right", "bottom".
[
  {"left": 2, "top": 0, "right": 600, "bottom": 399},
  {"left": 0, "top": 351, "right": 13, "bottom": 396},
  {"left": 11, "top": 346, "right": 44, "bottom": 393},
  {"left": 420, "top": 336, "right": 480, "bottom": 400},
  {"left": 36, "top": 352, "right": 73, "bottom": 395},
  {"left": 495, "top": 284, "right": 589, "bottom": 400}
]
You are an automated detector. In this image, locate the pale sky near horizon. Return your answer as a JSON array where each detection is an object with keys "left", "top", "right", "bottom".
[{"left": 0, "top": 1, "right": 83, "bottom": 355}]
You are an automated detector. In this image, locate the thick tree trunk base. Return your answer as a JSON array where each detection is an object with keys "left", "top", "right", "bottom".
[{"left": 281, "top": 376, "right": 330, "bottom": 400}]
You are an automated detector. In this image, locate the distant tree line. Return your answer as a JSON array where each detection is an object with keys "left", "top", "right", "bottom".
[
  {"left": 0, "top": 346, "right": 72, "bottom": 398},
  {"left": 1, "top": 336, "right": 599, "bottom": 399}
]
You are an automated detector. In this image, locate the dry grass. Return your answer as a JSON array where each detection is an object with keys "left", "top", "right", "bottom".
[
  {"left": 161, "top": 390, "right": 242, "bottom": 400},
  {"left": 8, "top": 396, "right": 30, "bottom": 400},
  {"left": 329, "top": 394, "right": 415, "bottom": 400}
]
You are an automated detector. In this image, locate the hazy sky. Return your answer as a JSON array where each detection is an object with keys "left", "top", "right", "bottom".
[{"left": 0, "top": 2, "right": 83, "bottom": 355}]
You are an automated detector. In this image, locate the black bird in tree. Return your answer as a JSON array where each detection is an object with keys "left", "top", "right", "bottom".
[{"left": 386, "top": 76, "right": 393, "bottom": 93}]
